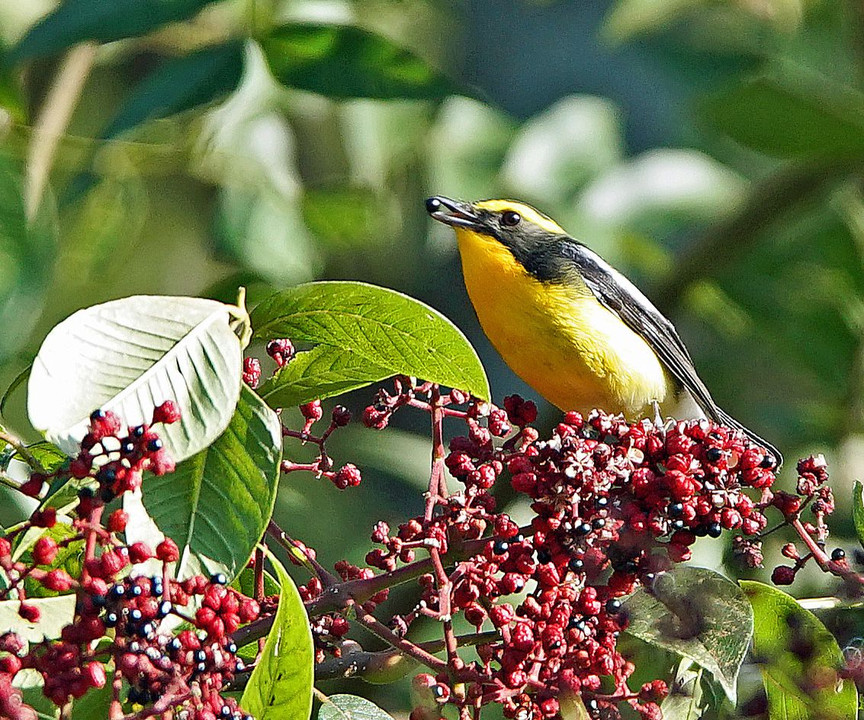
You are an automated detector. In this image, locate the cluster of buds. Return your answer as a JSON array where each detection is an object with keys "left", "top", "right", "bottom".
[
  {"left": 0, "top": 406, "right": 266, "bottom": 719},
  {"left": 66, "top": 402, "right": 180, "bottom": 500},
  {"left": 281, "top": 399, "right": 361, "bottom": 490}
]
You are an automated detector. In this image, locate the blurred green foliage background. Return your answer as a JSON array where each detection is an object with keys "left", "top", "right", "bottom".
[{"left": 1, "top": 0, "right": 864, "bottom": 710}]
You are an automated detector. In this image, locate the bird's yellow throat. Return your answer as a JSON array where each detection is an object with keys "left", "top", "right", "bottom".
[{"left": 453, "top": 224, "right": 671, "bottom": 416}]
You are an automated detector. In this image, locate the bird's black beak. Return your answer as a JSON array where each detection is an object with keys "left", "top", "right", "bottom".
[{"left": 425, "top": 196, "right": 483, "bottom": 231}]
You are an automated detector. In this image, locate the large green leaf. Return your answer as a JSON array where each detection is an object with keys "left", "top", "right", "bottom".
[
  {"left": 9, "top": 0, "right": 219, "bottom": 62},
  {"left": 319, "top": 694, "right": 395, "bottom": 720},
  {"left": 853, "top": 481, "right": 864, "bottom": 552},
  {"left": 258, "top": 344, "right": 392, "bottom": 408},
  {"left": 240, "top": 552, "right": 314, "bottom": 720},
  {"left": 702, "top": 68, "right": 864, "bottom": 158},
  {"left": 27, "top": 295, "right": 246, "bottom": 463},
  {"left": 133, "top": 385, "right": 281, "bottom": 580},
  {"left": 624, "top": 566, "right": 752, "bottom": 704},
  {"left": 102, "top": 41, "right": 246, "bottom": 140},
  {"left": 261, "top": 23, "right": 458, "bottom": 100},
  {"left": 742, "top": 581, "right": 858, "bottom": 720},
  {"left": 251, "top": 281, "right": 489, "bottom": 400}
]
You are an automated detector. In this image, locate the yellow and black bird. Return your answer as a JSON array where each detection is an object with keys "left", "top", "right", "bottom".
[{"left": 426, "top": 195, "right": 781, "bottom": 466}]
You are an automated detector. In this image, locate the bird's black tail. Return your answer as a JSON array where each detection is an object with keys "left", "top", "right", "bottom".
[{"left": 710, "top": 406, "right": 783, "bottom": 470}]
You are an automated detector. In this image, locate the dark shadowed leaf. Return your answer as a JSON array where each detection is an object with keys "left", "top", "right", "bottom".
[
  {"left": 0, "top": 158, "right": 55, "bottom": 364},
  {"left": 742, "top": 580, "right": 858, "bottom": 720},
  {"left": 135, "top": 386, "right": 281, "bottom": 580},
  {"left": 241, "top": 552, "right": 314, "bottom": 720},
  {"left": 102, "top": 41, "right": 246, "bottom": 139},
  {"left": 251, "top": 281, "right": 489, "bottom": 401},
  {"left": 702, "top": 67, "right": 864, "bottom": 158},
  {"left": 262, "top": 23, "right": 458, "bottom": 99},
  {"left": 624, "top": 566, "right": 752, "bottom": 703},
  {"left": 9, "top": 0, "right": 219, "bottom": 62},
  {"left": 319, "top": 694, "right": 395, "bottom": 720}
]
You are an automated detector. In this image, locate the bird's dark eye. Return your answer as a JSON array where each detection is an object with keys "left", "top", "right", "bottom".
[{"left": 501, "top": 211, "right": 521, "bottom": 227}]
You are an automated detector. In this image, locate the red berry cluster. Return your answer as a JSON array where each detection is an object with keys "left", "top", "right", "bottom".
[
  {"left": 347, "top": 384, "right": 781, "bottom": 720},
  {"left": 280, "top": 400, "right": 361, "bottom": 489},
  {"left": 0, "top": 405, "right": 266, "bottom": 719},
  {"left": 65, "top": 402, "right": 181, "bottom": 501}
]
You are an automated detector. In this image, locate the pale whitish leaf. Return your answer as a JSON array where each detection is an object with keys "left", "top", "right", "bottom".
[
  {"left": 241, "top": 552, "right": 313, "bottom": 719},
  {"left": 742, "top": 581, "right": 858, "bottom": 720},
  {"left": 251, "top": 282, "right": 489, "bottom": 401},
  {"left": 0, "top": 595, "right": 75, "bottom": 642},
  {"left": 318, "top": 694, "right": 395, "bottom": 720},
  {"left": 624, "top": 566, "right": 752, "bottom": 704},
  {"left": 28, "top": 295, "right": 245, "bottom": 463},
  {"left": 133, "top": 386, "right": 281, "bottom": 580}
]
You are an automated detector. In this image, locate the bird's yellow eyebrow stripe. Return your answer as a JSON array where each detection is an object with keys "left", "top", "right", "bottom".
[{"left": 474, "top": 199, "right": 566, "bottom": 235}]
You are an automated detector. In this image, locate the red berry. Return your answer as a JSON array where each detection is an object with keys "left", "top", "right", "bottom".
[
  {"left": 107, "top": 509, "right": 128, "bottom": 533},
  {"left": 30, "top": 507, "right": 56, "bottom": 528},
  {"left": 18, "top": 603, "right": 40, "bottom": 622},
  {"left": 771, "top": 565, "right": 797, "bottom": 585},
  {"left": 332, "top": 464, "right": 361, "bottom": 489},
  {"left": 128, "top": 542, "right": 154, "bottom": 564},
  {"left": 242, "top": 357, "right": 262, "bottom": 389},
  {"left": 84, "top": 661, "right": 107, "bottom": 689},
  {"left": 266, "top": 339, "right": 295, "bottom": 366},
  {"left": 300, "top": 400, "right": 323, "bottom": 422},
  {"left": 32, "top": 536, "right": 58, "bottom": 565},
  {"left": 331, "top": 405, "right": 352, "bottom": 427},
  {"left": 156, "top": 538, "right": 180, "bottom": 563},
  {"left": 19, "top": 477, "right": 43, "bottom": 498},
  {"left": 149, "top": 449, "right": 175, "bottom": 476},
  {"left": 152, "top": 400, "right": 181, "bottom": 425}
]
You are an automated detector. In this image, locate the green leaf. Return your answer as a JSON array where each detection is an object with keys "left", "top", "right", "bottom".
[
  {"left": 301, "top": 187, "right": 389, "bottom": 249},
  {"left": 102, "top": 41, "right": 246, "bottom": 139},
  {"left": 0, "top": 63, "right": 27, "bottom": 123},
  {"left": 261, "top": 23, "right": 458, "bottom": 100},
  {"left": 71, "top": 671, "right": 113, "bottom": 719},
  {"left": 233, "top": 565, "right": 280, "bottom": 599},
  {"left": 0, "top": 594, "right": 75, "bottom": 642},
  {"left": 133, "top": 385, "right": 281, "bottom": 580},
  {"left": 853, "top": 481, "right": 864, "bottom": 552},
  {"left": 624, "top": 566, "right": 752, "bottom": 704},
  {"left": 250, "top": 281, "right": 489, "bottom": 400},
  {"left": 661, "top": 662, "right": 713, "bottom": 720},
  {"left": 701, "top": 67, "right": 864, "bottom": 158},
  {"left": 27, "top": 295, "right": 246, "bottom": 463},
  {"left": 742, "top": 580, "right": 858, "bottom": 720},
  {"left": 9, "top": 0, "right": 220, "bottom": 62},
  {"left": 258, "top": 345, "right": 393, "bottom": 408},
  {"left": 240, "top": 552, "right": 314, "bottom": 720},
  {"left": 318, "top": 694, "right": 395, "bottom": 720},
  {"left": 0, "top": 158, "right": 55, "bottom": 365},
  {"left": 23, "top": 442, "right": 67, "bottom": 474}
]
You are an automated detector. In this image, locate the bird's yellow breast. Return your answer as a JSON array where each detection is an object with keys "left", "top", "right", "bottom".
[{"left": 455, "top": 228, "right": 671, "bottom": 415}]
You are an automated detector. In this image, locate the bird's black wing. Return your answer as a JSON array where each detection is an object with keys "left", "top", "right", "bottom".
[{"left": 558, "top": 239, "right": 782, "bottom": 464}]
